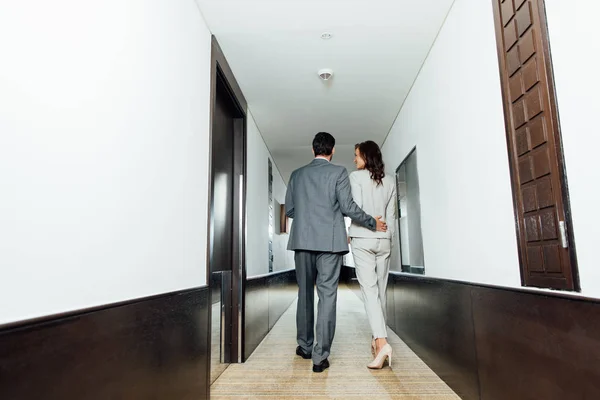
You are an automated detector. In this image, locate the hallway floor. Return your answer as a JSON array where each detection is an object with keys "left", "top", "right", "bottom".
[{"left": 211, "top": 285, "right": 459, "bottom": 399}]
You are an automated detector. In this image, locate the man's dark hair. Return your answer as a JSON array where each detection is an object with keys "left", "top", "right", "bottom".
[{"left": 312, "top": 132, "right": 335, "bottom": 156}]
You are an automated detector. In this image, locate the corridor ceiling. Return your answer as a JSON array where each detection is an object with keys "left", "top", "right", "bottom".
[{"left": 195, "top": 0, "right": 455, "bottom": 181}]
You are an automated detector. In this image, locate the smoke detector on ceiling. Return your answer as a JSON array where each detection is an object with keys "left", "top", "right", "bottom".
[
  {"left": 321, "top": 32, "right": 333, "bottom": 40},
  {"left": 318, "top": 68, "right": 333, "bottom": 81}
]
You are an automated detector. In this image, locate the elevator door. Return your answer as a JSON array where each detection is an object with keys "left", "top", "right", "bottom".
[
  {"left": 212, "top": 79, "right": 235, "bottom": 275},
  {"left": 209, "top": 76, "right": 237, "bottom": 384}
]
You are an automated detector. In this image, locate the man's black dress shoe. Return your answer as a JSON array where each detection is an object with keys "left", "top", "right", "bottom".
[
  {"left": 312, "top": 358, "right": 330, "bottom": 373},
  {"left": 296, "top": 346, "right": 312, "bottom": 359}
]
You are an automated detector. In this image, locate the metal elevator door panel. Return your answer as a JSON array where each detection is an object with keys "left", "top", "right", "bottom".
[
  {"left": 210, "top": 77, "right": 237, "bottom": 384},
  {"left": 211, "top": 81, "right": 235, "bottom": 274}
]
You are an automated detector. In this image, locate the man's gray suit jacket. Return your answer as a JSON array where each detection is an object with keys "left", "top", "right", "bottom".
[{"left": 285, "top": 158, "right": 376, "bottom": 254}]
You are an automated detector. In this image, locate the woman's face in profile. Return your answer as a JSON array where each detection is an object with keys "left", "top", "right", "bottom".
[{"left": 354, "top": 148, "right": 366, "bottom": 170}]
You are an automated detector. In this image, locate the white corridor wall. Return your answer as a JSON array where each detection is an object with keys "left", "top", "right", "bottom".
[
  {"left": 383, "top": 0, "right": 600, "bottom": 298},
  {"left": 246, "top": 112, "right": 294, "bottom": 277},
  {"left": 545, "top": 0, "right": 600, "bottom": 298},
  {"left": 381, "top": 0, "right": 522, "bottom": 288},
  {"left": 0, "top": 0, "right": 213, "bottom": 324}
]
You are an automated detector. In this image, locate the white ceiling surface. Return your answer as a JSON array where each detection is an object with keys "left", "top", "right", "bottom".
[{"left": 195, "top": 0, "right": 454, "bottom": 181}]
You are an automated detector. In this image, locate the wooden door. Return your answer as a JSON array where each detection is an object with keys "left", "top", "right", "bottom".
[{"left": 491, "top": 0, "right": 579, "bottom": 290}]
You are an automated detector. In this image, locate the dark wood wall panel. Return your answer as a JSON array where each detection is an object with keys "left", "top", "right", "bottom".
[
  {"left": 386, "top": 275, "right": 396, "bottom": 332},
  {"left": 268, "top": 271, "right": 297, "bottom": 331},
  {"left": 391, "top": 276, "right": 404, "bottom": 335},
  {"left": 245, "top": 269, "right": 296, "bottom": 360},
  {"left": 245, "top": 277, "right": 270, "bottom": 359},
  {"left": 0, "top": 288, "right": 210, "bottom": 400},
  {"left": 384, "top": 273, "right": 600, "bottom": 400},
  {"left": 390, "top": 275, "right": 480, "bottom": 400},
  {"left": 472, "top": 286, "right": 600, "bottom": 400}
]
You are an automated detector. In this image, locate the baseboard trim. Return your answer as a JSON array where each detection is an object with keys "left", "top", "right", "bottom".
[{"left": 0, "top": 285, "right": 209, "bottom": 331}]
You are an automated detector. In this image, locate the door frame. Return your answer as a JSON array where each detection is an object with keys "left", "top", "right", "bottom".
[
  {"left": 394, "top": 147, "right": 425, "bottom": 275},
  {"left": 206, "top": 36, "right": 248, "bottom": 368}
]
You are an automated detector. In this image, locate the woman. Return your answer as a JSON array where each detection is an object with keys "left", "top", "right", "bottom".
[{"left": 348, "top": 140, "right": 396, "bottom": 369}]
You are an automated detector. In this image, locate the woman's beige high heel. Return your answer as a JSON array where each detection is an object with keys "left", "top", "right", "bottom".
[{"left": 367, "top": 343, "right": 393, "bottom": 369}]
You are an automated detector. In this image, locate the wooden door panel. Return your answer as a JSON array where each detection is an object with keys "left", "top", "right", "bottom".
[
  {"left": 513, "top": 100, "right": 527, "bottom": 128},
  {"left": 507, "top": 47, "right": 520, "bottom": 75},
  {"left": 528, "top": 115, "right": 546, "bottom": 147},
  {"left": 515, "top": 3, "right": 533, "bottom": 36},
  {"left": 492, "top": 0, "right": 578, "bottom": 290},
  {"left": 522, "top": 60, "right": 538, "bottom": 91},
  {"left": 519, "top": 29, "right": 536, "bottom": 63},
  {"left": 501, "top": 0, "right": 514, "bottom": 24},
  {"left": 515, "top": 0, "right": 527, "bottom": 9}
]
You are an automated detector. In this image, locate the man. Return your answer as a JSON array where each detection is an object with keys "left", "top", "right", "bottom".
[{"left": 285, "top": 132, "right": 387, "bottom": 373}]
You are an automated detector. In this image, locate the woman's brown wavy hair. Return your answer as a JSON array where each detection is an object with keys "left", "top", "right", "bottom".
[{"left": 355, "top": 140, "right": 385, "bottom": 186}]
